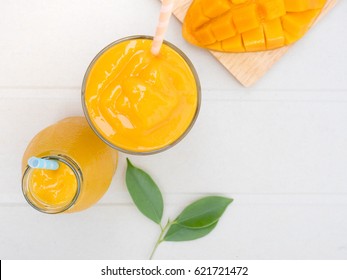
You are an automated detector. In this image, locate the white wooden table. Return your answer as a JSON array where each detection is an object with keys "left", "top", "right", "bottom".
[{"left": 1, "top": 0, "right": 347, "bottom": 260}]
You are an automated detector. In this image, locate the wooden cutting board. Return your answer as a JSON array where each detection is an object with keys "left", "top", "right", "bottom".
[{"left": 161, "top": 0, "right": 338, "bottom": 87}]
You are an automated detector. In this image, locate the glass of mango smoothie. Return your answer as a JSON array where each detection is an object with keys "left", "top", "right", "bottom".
[
  {"left": 82, "top": 35, "right": 201, "bottom": 155},
  {"left": 21, "top": 117, "right": 118, "bottom": 214}
]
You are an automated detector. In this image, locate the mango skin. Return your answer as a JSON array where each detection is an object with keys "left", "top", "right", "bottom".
[{"left": 183, "top": 0, "right": 326, "bottom": 52}]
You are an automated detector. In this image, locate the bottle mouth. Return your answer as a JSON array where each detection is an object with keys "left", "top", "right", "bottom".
[
  {"left": 22, "top": 155, "right": 82, "bottom": 214},
  {"left": 81, "top": 35, "right": 201, "bottom": 155}
]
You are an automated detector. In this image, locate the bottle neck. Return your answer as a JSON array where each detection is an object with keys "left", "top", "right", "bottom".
[{"left": 22, "top": 154, "right": 82, "bottom": 214}]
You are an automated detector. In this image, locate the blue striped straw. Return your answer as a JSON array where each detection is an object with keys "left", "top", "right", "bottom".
[{"left": 28, "top": 157, "right": 59, "bottom": 170}]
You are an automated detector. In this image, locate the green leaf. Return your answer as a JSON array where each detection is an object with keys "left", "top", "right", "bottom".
[
  {"left": 164, "top": 221, "right": 218, "bottom": 241},
  {"left": 175, "top": 196, "right": 233, "bottom": 228},
  {"left": 126, "top": 158, "right": 163, "bottom": 224}
]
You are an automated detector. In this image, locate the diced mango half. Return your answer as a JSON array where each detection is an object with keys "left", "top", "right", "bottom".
[{"left": 183, "top": 0, "right": 326, "bottom": 52}]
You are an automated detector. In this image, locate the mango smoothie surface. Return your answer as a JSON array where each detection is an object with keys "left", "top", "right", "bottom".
[
  {"left": 83, "top": 37, "right": 200, "bottom": 154},
  {"left": 28, "top": 161, "right": 78, "bottom": 208}
]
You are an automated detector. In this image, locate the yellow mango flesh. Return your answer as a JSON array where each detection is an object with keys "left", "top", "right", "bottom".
[
  {"left": 263, "top": 18, "right": 285, "bottom": 49},
  {"left": 183, "top": 0, "right": 326, "bottom": 52},
  {"left": 242, "top": 25, "right": 266, "bottom": 51},
  {"left": 284, "top": 0, "right": 326, "bottom": 12}
]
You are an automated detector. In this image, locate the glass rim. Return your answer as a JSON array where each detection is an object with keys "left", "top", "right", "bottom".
[
  {"left": 81, "top": 35, "right": 201, "bottom": 155},
  {"left": 22, "top": 155, "right": 82, "bottom": 214}
]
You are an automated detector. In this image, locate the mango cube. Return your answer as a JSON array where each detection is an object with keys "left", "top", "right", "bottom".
[
  {"left": 222, "top": 35, "right": 245, "bottom": 52},
  {"left": 233, "top": 4, "right": 260, "bottom": 33},
  {"left": 263, "top": 18, "right": 285, "bottom": 49},
  {"left": 201, "top": 0, "right": 230, "bottom": 18},
  {"left": 258, "top": 0, "right": 286, "bottom": 20},
  {"left": 242, "top": 25, "right": 266, "bottom": 52},
  {"left": 194, "top": 26, "right": 216, "bottom": 45},
  {"left": 210, "top": 12, "right": 236, "bottom": 41}
]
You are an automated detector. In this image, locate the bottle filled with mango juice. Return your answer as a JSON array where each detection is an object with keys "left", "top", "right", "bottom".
[
  {"left": 21, "top": 117, "right": 118, "bottom": 214},
  {"left": 82, "top": 36, "right": 201, "bottom": 155}
]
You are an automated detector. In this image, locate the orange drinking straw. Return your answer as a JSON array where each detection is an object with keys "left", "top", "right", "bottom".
[{"left": 151, "top": 0, "right": 174, "bottom": 56}]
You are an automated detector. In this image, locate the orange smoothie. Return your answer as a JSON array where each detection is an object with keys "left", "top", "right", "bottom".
[
  {"left": 22, "top": 117, "right": 118, "bottom": 213},
  {"left": 28, "top": 161, "right": 78, "bottom": 209},
  {"left": 82, "top": 36, "right": 200, "bottom": 154}
]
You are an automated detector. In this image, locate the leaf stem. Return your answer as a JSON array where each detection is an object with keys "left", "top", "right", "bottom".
[{"left": 149, "top": 219, "right": 172, "bottom": 260}]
